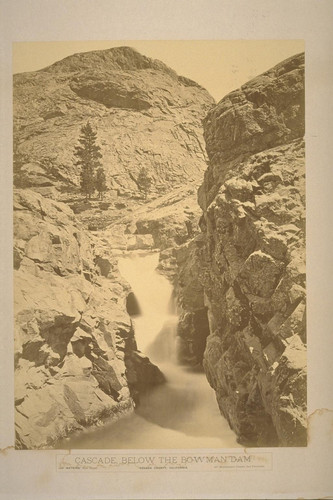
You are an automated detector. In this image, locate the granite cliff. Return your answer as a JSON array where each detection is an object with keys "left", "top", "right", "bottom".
[
  {"left": 13, "top": 47, "right": 306, "bottom": 448},
  {"left": 13, "top": 47, "right": 212, "bottom": 449},
  {"left": 176, "top": 53, "right": 306, "bottom": 446},
  {"left": 14, "top": 189, "right": 164, "bottom": 449},
  {"left": 13, "top": 46, "right": 214, "bottom": 198}
]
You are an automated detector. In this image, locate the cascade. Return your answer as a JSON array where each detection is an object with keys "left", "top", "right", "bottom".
[
  {"left": 118, "top": 252, "right": 176, "bottom": 357},
  {"left": 57, "top": 252, "right": 239, "bottom": 449}
]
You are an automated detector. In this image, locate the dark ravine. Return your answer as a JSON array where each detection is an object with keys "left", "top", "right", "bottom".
[{"left": 13, "top": 47, "right": 306, "bottom": 449}]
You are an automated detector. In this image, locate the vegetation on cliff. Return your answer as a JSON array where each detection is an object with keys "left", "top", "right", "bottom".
[
  {"left": 74, "top": 121, "right": 104, "bottom": 199},
  {"left": 13, "top": 47, "right": 306, "bottom": 448}
]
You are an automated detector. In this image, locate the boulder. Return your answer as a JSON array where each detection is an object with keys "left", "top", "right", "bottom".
[{"left": 127, "top": 234, "right": 155, "bottom": 250}]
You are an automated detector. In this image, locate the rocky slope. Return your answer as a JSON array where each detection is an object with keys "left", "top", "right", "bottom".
[
  {"left": 13, "top": 46, "right": 214, "bottom": 198},
  {"left": 14, "top": 188, "right": 164, "bottom": 449},
  {"left": 102, "top": 182, "right": 202, "bottom": 252},
  {"left": 177, "top": 53, "right": 306, "bottom": 446},
  {"left": 13, "top": 47, "right": 307, "bottom": 449},
  {"left": 13, "top": 47, "right": 213, "bottom": 449}
]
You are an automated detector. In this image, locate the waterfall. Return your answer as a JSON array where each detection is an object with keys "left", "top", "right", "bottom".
[
  {"left": 118, "top": 252, "right": 176, "bottom": 358},
  {"left": 57, "top": 251, "right": 240, "bottom": 449}
]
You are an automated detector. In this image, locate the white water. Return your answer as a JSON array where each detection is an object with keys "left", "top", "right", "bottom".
[
  {"left": 118, "top": 253, "right": 175, "bottom": 354},
  {"left": 58, "top": 251, "right": 240, "bottom": 449}
]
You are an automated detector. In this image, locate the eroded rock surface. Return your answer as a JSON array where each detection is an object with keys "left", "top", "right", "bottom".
[
  {"left": 13, "top": 48, "right": 307, "bottom": 449},
  {"left": 13, "top": 46, "right": 214, "bottom": 197},
  {"left": 14, "top": 189, "right": 162, "bottom": 449},
  {"left": 178, "top": 53, "right": 306, "bottom": 446},
  {"left": 173, "top": 236, "right": 210, "bottom": 365}
]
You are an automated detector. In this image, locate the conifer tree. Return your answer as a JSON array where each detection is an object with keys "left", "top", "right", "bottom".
[
  {"left": 137, "top": 167, "right": 152, "bottom": 199},
  {"left": 95, "top": 167, "right": 107, "bottom": 199},
  {"left": 13, "top": 144, "right": 28, "bottom": 188},
  {"left": 74, "top": 122, "right": 102, "bottom": 199}
]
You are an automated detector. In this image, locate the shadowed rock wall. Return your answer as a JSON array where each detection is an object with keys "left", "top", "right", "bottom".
[{"left": 185, "top": 53, "right": 306, "bottom": 446}]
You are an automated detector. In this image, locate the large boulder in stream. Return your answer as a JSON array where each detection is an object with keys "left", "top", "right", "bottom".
[{"left": 126, "top": 351, "right": 166, "bottom": 402}]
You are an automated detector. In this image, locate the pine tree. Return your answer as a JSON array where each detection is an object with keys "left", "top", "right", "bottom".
[
  {"left": 74, "top": 122, "right": 102, "bottom": 199},
  {"left": 13, "top": 147, "right": 27, "bottom": 188},
  {"left": 95, "top": 167, "right": 107, "bottom": 199},
  {"left": 137, "top": 167, "right": 152, "bottom": 199}
]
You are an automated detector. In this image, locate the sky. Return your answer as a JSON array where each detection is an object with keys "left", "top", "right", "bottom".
[{"left": 12, "top": 40, "right": 304, "bottom": 102}]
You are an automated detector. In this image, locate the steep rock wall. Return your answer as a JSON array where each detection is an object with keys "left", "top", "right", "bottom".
[
  {"left": 14, "top": 189, "right": 163, "bottom": 449},
  {"left": 173, "top": 235, "right": 210, "bottom": 365},
  {"left": 13, "top": 46, "right": 214, "bottom": 197},
  {"left": 195, "top": 53, "right": 306, "bottom": 446}
]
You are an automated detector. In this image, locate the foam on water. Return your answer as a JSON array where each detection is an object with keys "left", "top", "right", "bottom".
[{"left": 57, "top": 251, "right": 240, "bottom": 449}]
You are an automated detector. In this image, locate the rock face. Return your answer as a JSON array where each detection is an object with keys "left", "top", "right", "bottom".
[
  {"left": 14, "top": 188, "right": 163, "bottom": 449},
  {"left": 13, "top": 47, "right": 307, "bottom": 449},
  {"left": 13, "top": 46, "right": 214, "bottom": 196},
  {"left": 172, "top": 235, "right": 210, "bottom": 365},
  {"left": 199, "top": 52, "right": 304, "bottom": 209},
  {"left": 178, "top": 53, "right": 306, "bottom": 446},
  {"left": 133, "top": 183, "right": 202, "bottom": 250}
]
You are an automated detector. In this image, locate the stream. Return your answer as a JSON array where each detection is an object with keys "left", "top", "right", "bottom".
[{"left": 58, "top": 252, "right": 239, "bottom": 449}]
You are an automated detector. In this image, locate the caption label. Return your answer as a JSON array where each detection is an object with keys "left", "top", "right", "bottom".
[{"left": 57, "top": 452, "right": 272, "bottom": 472}]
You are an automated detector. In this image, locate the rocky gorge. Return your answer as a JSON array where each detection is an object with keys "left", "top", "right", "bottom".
[
  {"left": 176, "top": 52, "right": 306, "bottom": 446},
  {"left": 13, "top": 47, "right": 306, "bottom": 448}
]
